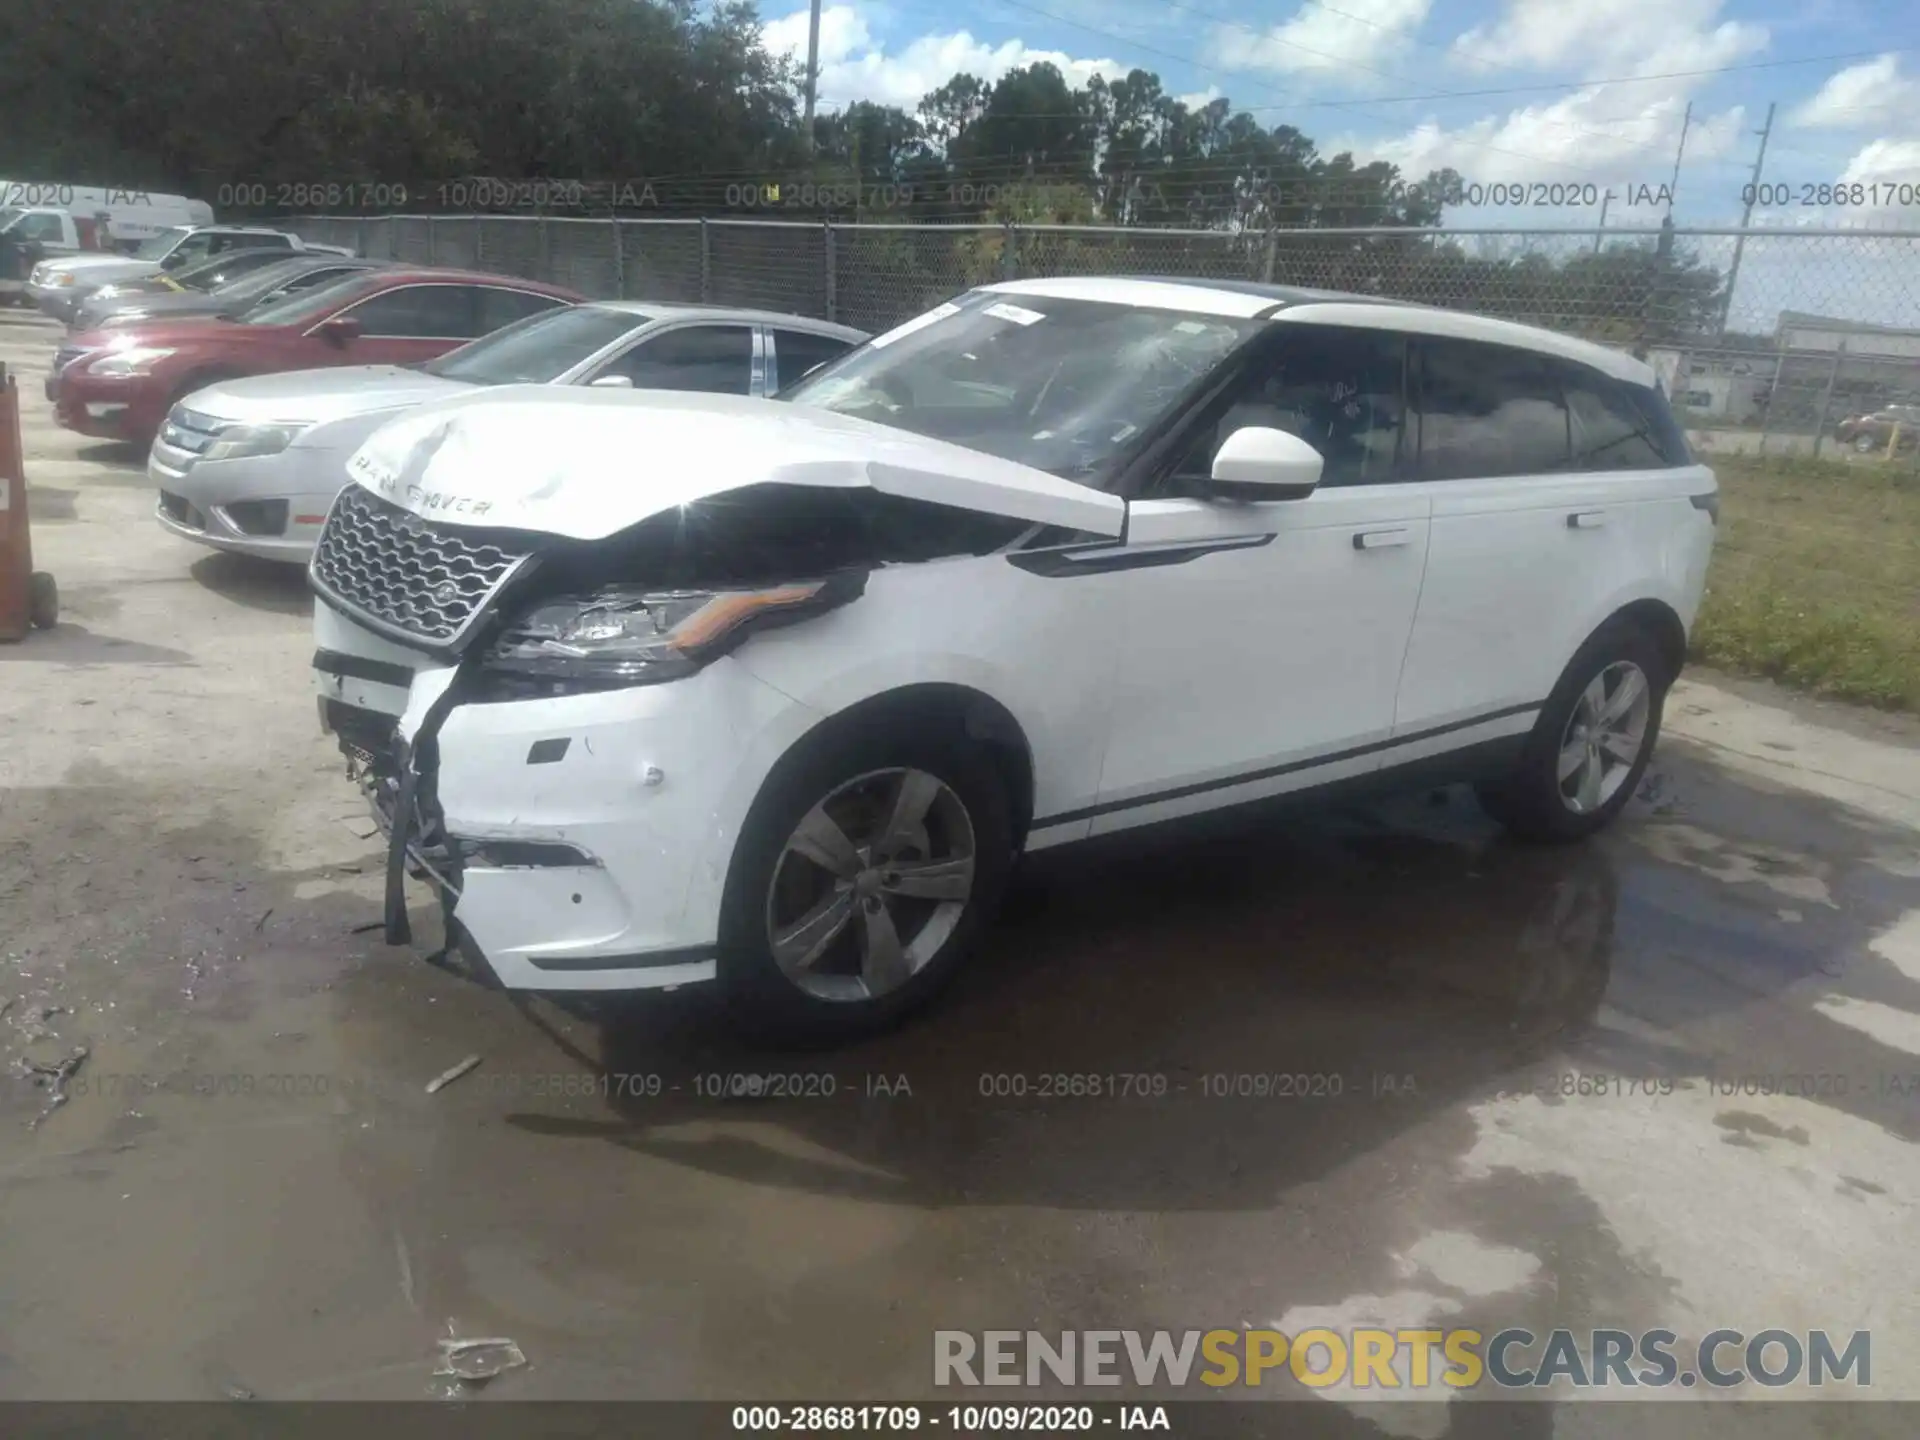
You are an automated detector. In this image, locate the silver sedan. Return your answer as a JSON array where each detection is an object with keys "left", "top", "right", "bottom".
[{"left": 149, "top": 303, "right": 868, "bottom": 563}]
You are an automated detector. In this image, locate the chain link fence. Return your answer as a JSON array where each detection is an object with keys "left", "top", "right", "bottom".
[{"left": 288, "top": 212, "right": 1920, "bottom": 459}]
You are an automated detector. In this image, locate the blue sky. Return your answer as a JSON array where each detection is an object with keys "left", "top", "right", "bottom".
[{"left": 759, "top": 0, "right": 1920, "bottom": 231}]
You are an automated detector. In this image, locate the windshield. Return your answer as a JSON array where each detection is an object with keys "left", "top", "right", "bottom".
[
  {"left": 423, "top": 304, "right": 646, "bottom": 384},
  {"left": 778, "top": 292, "right": 1258, "bottom": 479},
  {"left": 133, "top": 228, "right": 188, "bottom": 261},
  {"left": 240, "top": 273, "right": 382, "bottom": 326}
]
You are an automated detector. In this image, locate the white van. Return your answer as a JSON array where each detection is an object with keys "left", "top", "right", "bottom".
[{"left": 0, "top": 183, "right": 213, "bottom": 248}]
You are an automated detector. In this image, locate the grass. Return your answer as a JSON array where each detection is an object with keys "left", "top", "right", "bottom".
[{"left": 1690, "top": 453, "right": 1920, "bottom": 711}]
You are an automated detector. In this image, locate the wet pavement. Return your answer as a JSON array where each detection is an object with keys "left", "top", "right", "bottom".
[{"left": 3, "top": 310, "right": 1919, "bottom": 1423}]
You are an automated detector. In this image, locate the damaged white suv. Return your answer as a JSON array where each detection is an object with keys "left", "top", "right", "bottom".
[{"left": 310, "top": 277, "right": 1716, "bottom": 1039}]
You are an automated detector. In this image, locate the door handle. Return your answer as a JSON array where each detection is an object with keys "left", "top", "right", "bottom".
[
  {"left": 1353, "top": 528, "right": 1412, "bottom": 550},
  {"left": 1567, "top": 510, "right": 1609, "bottom": 529}
]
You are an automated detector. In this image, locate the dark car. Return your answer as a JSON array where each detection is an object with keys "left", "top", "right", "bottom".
[
  {"left": 70, "top": 254, "right": 390, "bottom": 333},
  {"left": 51, "top": 267, "right": 584, "bottom": 446},
  {"left": 1835, "top": 406, "right": 1920, "bottom": 454},
  {"left": 65, "top": 249, "right": 303, "bottom": 328}
]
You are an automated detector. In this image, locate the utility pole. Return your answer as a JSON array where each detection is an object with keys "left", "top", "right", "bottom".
[
  {"left": 1666, "top": 102, "right": 1693, "bottom": 218},
  {"left": 801, "top": 0, "right": 822, "bottom": 161},
  {"left": 1717, "top": 101, "right": 1776, "bottom": 337}
]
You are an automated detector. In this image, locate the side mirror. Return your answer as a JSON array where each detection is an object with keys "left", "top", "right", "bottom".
[
  {"left": 314, "top": 316, "right": 361, "bottom": 346},
  {"left": 1208, "top": 426, "right": 1322, "bottom": 501},
  {"left": 589, "top": 374, "right": 633, "bottom": 388}
]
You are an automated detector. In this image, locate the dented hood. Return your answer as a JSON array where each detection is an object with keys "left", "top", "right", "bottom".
[{"left": 343, "top": 384, "right": 1127, "bottom": 540}]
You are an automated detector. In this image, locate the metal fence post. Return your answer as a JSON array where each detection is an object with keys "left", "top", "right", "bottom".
[
  {"left": 824, "top": 223, "right": 837, "bottom": 322},
  {"left": 699, "top": 219, "right": 712, "bottom": 303},
  {"left": 537, "top": 210, "right": 551, "bottom": 283},
  {"left": 358, "top": 218, "right": 370, "bottom": 259},
  {"left": 1262, "top": 224, "right": 1278, "bottom": 284},
  {"left": 1001, "top": 222, "right": 1018, "bottom": 281},
  {"left": 1756, "top": 338, "right": 1783, "bottom": 457},
  {"left": 610, "top": 216, "right": 626, "bottom": 300},
  {"left": 1812, "top": 338, "right": 1846, "bottom": 460},
  {"left": 424, "top": 216, "right": 437, "bottom": 267}
]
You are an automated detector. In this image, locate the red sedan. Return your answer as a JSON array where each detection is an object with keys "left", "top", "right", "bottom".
[{"left": 51, "top": 268, "right": 584, "bottom": 445}]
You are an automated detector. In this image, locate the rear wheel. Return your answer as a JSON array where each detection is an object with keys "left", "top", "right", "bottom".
[
  {"left": 1853, "top": 432, "right": 1878, "bottom": 453},
  {"left": 718, "top": 724, "right": 1012, "bottom": 1044},
  {"left": 1477, "top": 621, "right": 1669, "bottom": 843}
]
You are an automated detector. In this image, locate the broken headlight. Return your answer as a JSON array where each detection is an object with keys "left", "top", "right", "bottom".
[{"left": 479, "top": 572, "right": 866, "bottom": 692}]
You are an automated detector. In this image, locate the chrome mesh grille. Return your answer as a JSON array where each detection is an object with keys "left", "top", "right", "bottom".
[
  {"left": 311, "top": 485, "right": 530, "bottom": 647},
  {"left": 159, "top": 405, "right": 223, "bottom": 455}
]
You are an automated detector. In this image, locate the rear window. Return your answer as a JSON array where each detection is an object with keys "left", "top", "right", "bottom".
[{"left": 1556, "top": 362, "right": 1677, "bottom": 471}]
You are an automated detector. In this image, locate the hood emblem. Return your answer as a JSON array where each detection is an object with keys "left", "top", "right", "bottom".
[{"left": 429, "top": 580, "right": 462, "bottom": 607}]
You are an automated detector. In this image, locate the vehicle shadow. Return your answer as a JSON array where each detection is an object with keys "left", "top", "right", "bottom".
[
  {"left": 0, "top": 621, "right": 193, "bottom": 666},
  {"left": 493, "top": 763, "right": 1920, "bottom": 1214},
  {"left": 190, "top": 551, "right": 312, "bottom": 616},
  {"left": 494, "top": 789, "right": 1628, "bottom": 1207}
]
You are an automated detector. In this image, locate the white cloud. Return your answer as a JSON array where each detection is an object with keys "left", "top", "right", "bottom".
[
  {"left": 1840, "top": 138, "right": 1920, "bottom": 186},
  {"left": 1204, "top": 0, "right": 1433, "bottom": 78},
  {"left": 1331, "top": 0, "right": 1763, "bottom": 202},
  {"left": 1177, "top": 86, "right": 1226, "bottom": 111},
  {"left": 764, "top": 5, "right": 1127, "bottom": 112},
  {"left": 1451, "top": 0, "right": 1765, "bottom": 78},
  {"left": 1790, "top": 55, "right": 1920, "bottom": 130}
]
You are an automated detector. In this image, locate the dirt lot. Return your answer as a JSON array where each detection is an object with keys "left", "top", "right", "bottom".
[{"left": 3, "top": 307, "right": 1920, "bottom": 1427}]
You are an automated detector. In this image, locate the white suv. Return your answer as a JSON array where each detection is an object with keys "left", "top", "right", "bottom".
[{"left": 309, "top": 277, "right": 1717, "bottom": 1039}]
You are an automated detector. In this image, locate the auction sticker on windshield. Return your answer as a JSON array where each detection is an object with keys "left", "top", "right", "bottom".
[
  {"left": 983, "top": 301, "right": 1045, "bottom": 326},
  {"left": 867, "top": 301, "right": 961, "bottom": 348}
]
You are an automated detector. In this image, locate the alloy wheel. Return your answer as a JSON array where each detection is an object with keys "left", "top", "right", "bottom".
[
  {"left": 764, "top": 767, "right": 978, "bottom": 1002},
  {"left": 1555, "top": 661, "right": 1651, "bottom": 815}
]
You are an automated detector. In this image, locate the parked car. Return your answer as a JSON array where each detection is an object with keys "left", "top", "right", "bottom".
[
  {"left": 62, "top": 247, "right": 297, "bottom": 324},
  {"left": 307, "top": 277, "right": 1717, "bottom": 1040},
  {"left": 51, "top": 267, "right": 582, "bottom": 447},
  {"left": 72, "top": 254, "right": 389, "bottom": 333},
  {"left": 151, "top": 302, "right": 865, "bottom": 562},
  {"left": 1835, "top": 406, "right": 1920, "bottom": 453},
  {"left": 0, "top": 190, "right": 214, "bottom": 302},
  {"left": 27, "top": 225, "right": 354, "bottom": 319}
]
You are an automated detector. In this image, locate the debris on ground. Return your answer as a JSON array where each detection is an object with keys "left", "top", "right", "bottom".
[
  {"left": 24, "top": 1044, "right": 89, "bottom": 1128},
  {"left": 425, "top": 1054, "right": 482, "bottom": 1094},
  {"left": 254, "top": 908, "right": 274, "bottom": 932},
  {"left": 433, "top": 1335, "right": 527, "bottom": 1383}
]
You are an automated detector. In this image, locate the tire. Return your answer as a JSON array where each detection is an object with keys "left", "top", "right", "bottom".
[
  {"left": 27, "top": 572, "right": 57, "bottom": 630},
  {"left": 1853, "top": 433, "right": 1877, "bottom": 454},
  {"left": 716, "top": 718, "right": 1013, "bottom": 1044},
  {"left": 1476, "top": 620, "right": 1670, "bottom": 843}
]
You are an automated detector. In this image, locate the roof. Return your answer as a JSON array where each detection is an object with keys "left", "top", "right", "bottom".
[
  {"left": 980, "top": 274, "right": 1654, "bottom": 386},
  {"left": 580, "top": 300, "right": 867, "bottom": 337},
  {"left": 1777, "top": 310, "right": 1920, "bottom": 339},
  {"left": 347, "top": 267, "right": 582, "bottom": 296}
]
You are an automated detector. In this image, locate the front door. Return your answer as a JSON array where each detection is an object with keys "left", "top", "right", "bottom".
[{"left": 1086, "top": 324, "right": 1432, "bottom": 837}]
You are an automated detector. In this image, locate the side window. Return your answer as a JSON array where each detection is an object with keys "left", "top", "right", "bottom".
[
  {"left": 601, "top": 324, "right": 753, "bottom": 395},
  {"left": 1169, "top": 325, "right": 1408, "bottom": 490},
  {"left": 339, "top": 285, "right": 477, "bottom": 339},
  {"left": 1415, "top": 339, "right": 1570, "bottom": 480},
  {"left": 165, "top": 234, "right": 214, "bottom": 267},
  {"left": 773, "top": 329, "right": 856, "bottom": 394},
  {"left": 478, "top": 287, "right": 568, "bottom": 332},
  {"left": 1558, "top": 364, "right": 1670, "bottom": 470}
]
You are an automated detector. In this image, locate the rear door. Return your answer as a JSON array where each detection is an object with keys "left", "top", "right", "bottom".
[
  {"left": 1389, "top": 338, "right": 1673, "bottom": 753},
  {"left": 586, "top": 322, "right": 757, "bottom": 395}
]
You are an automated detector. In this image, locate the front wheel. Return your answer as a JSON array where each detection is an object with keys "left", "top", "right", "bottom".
[
  {"left": 717, "top": 725, "right": 1012, "bottom": 1043},
  {"left": 1477, "top": 622, "right": 1669, "bottom": 843}
]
